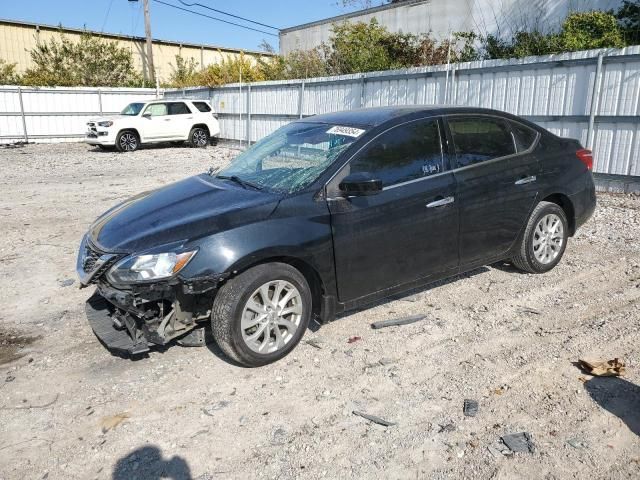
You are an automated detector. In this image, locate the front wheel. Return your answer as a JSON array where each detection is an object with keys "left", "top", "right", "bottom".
[
  {"left": 115, "top": 130, "right": 139, "bottom": 152},
  {"left": 211, "top": 263, "right": 311, "bottom": 367},
  {"left": 188, "top": 127, "right": 209, "bottom": 148},
  {"left": 511, "top": 201, "right": 568, "bottom": 273}
]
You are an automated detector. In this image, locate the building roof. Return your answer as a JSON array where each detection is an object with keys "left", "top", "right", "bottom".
[
  {"left": 280, "top": 0, "right": 429, "bottom": 34},
  {"left": 0, "top": 17, "right": 272, "bottom": 56}
]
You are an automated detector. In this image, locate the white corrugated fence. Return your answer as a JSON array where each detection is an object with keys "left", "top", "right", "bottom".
[
  {"left": 166, "top": 45, "right": 640, "bottom": 177},
  {"left": 0, "top": 86, "right": 160, "bottom": 143}
]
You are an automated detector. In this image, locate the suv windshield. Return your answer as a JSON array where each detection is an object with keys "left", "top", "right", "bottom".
[
  {"left": 120, "top": 103, "right": 145, "bottom": 116},
  {"left": 217, "top": 122, "right": 365, "bottom": 193}
]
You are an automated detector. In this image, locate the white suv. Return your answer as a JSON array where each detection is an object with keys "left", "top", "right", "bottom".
[{"left": 85, "top": 99, "right": 221, "bottom": 152}]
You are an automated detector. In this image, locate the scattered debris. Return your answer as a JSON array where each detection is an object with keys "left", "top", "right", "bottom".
[
  {"left": 305, "top": 338, "right": 323, "bottom": 349},
  {"left": 438, "top": 423, "right": 456, "bottom": 433},
  {"left": 463, "top": 399, "right": 479, "bottom": 417},
  {"left": 58, "top": 279, "right": 75, "bottom": 288},
  {"left": 0, "top": 393, "right": 59, "bottom": 410},
  {"left": 202, "top": 400, "right": 230, "bottom": 416},
  {"left": 347, "top": 336, "right": 362, "bottom": 344},
  {"left": 100, "top": 412, "right": 130, "bottom": 433},
  {"left": 501, "top": 432, "right": 535, "bottom": 453},
  {"left": 517, "top": 306, "right": 541, "bottom": 315},
  {"left": 352, "top": 410, "right": 396, "bottom": 427},
  {"left": 578, "top": 358, "right": 625, "bottom": 376},
  {"left": 270, "top": 427, "right": 288, "bottom": 445},
  {"left": 401, "top": 294, "right": 421, "bottom": 303},
  {"left": 371, "top": 314, "right": 426, "bottom": 329},
  {"left": 5, "top": 375, "right": 15, "bottom": 383},
  {"left": 567, "top": 438, "right": 588, "bottom": 449}
]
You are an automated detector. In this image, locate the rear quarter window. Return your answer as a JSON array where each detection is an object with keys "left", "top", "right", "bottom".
[
  {"left": 509, "top": 121, "right": 539, "bottom": 152},
  {"left": 193, "top": 102, "right": 212, "bottom": 112}
]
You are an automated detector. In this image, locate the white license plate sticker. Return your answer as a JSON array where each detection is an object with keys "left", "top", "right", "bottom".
[{"left": 326, "top": 125, "right": 365, "bottom": 138}]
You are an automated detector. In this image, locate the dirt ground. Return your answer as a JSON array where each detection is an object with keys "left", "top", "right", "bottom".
[{"left": 0, "top": 142, "right": 639, "bottom": 480}]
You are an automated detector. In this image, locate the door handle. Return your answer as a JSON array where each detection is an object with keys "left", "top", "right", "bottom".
[
  {"left": 426, "top": 196, "right": 454, "bottom": 208},
  {"left": 515, "top": 175, "right": 536, "bottom": 185},
  {"left": 164, "top": 118, "right": 172, "bottom": 121}
]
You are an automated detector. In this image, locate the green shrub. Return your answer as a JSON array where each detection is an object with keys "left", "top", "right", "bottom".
[{"left": 0, "top": 59, "right": 20, "bottom": 84}]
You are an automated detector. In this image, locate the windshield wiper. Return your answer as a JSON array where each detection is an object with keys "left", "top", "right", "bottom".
[{"left": 216, "top": 175, "right": 263, "bottom": 191}]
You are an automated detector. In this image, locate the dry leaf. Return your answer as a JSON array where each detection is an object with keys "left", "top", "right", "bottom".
[
  {"left": 578, "top": 358, "right": 625, "bottom": 377},
  {"left": 100, "top": 412, "right": 130, "bottom": 433}
]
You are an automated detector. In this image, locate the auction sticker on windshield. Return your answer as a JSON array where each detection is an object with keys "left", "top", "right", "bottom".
[{"left": 326, "top": 125, "right": 366, "bottom": 138}]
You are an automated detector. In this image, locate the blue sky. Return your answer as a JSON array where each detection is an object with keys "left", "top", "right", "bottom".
[{"left": 0, "top": 0, "right": 365, "bottom": 51}]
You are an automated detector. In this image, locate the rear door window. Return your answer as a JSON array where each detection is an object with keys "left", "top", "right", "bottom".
[
  {"left": 349, "top": 118, "right": 444, "bottom": 187},
  {"left": 192, "top": 102, "right": 212, "bottom": 112},
  {"left": 448, "top": 117, "right": 515, "bottom": 168},
  {"left": 509, "top": 121, "right": 539, "bottom": 152},
  {"left": 168, "top": 102, "right": 191, "bottom": 115}
]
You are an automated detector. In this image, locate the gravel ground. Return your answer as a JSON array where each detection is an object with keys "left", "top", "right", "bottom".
[{"left": 0, "top": 142, "right": 639, "bottom": 480}]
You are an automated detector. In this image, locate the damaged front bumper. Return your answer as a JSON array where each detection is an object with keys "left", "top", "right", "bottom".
[{"left": 85, "top": 278, "right": 224, "bottom": 356}]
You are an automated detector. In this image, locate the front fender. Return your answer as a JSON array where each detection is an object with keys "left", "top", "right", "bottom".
[{"left": 179, "top": 195, "right": 337, "bottom": 296}]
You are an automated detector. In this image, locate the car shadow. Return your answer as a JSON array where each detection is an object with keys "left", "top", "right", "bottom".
[
  {"left": 335, "top": 266, "right": 491, "bottom": 320},
  {"left": 112, "top": 445, "right": 192, "bottom": 480},
  {"left": 584, "top": 376, "right": 640, "bottom": 437},
  {"left": 89, "top": 142, "right": 185, "bottom": 154}
]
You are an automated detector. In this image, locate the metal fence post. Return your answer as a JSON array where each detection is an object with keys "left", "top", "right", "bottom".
[
  {"left": 298, "top": 81, "right": 305, "bottom": 119},
  {"left": 587, "top": 52, "right": 605, "bottom": 150},
  {"left": 97, "top": 88, "right": 103, "bottom": 115},
  {"left": 359, "top": 75, "right": 366, "bottom": 108},
  {"left": 247, "top": 84, "right": 252, "bottom": 144},
  {"left": 17, "top": 87, "right": 28, "bottom": 143}
]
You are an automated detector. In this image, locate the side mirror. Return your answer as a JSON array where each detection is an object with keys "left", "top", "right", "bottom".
[
  {"left": 142, "top": 112, "right": 152, "bottom": 119},
  {"left": 339, "top": 172, "right": 383, "bottom": 197}
]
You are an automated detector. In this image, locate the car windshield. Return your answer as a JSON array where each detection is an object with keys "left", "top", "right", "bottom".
[
  {"left": 217, "top": 122, "right": 365, "bottom": 193},
  {"left": 120, "top": 103, "right": 145, "bottom": 116}
]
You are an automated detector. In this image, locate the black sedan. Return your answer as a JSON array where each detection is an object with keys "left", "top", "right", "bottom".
[{"left": 77, "top": 106, "right": 596, "bottom": 366}]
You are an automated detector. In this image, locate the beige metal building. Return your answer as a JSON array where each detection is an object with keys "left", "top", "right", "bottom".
[{"left": 0, "top": 18, "right": 272, "bottom": 83}]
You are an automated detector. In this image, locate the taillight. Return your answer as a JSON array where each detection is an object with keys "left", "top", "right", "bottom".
[{"left": 576, "top": 149, "right": 593, "bottom": 171}]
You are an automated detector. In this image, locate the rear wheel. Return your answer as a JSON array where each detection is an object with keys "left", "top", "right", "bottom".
[
  {"left": 512, "top": 201, "right": 568, "bottom": 273},
  {"left": 211, "top": 263, "right": 311, "bottom": 367},
  {"left": 188, "top": 127, "right": 209, "bottom": 148},
  {"left": 115, "top": 130, "right": 139, "bottom": 152}
]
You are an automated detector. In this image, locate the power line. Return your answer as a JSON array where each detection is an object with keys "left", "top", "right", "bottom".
[
  {"left": 176, "top": 0, "right": 278, "bottom": 30},
  {"left": 101, "top": 0, "right": 116, "bottom": 33},
  {"left": 153, "top": 0, "right": 279, "bottom": 36}
]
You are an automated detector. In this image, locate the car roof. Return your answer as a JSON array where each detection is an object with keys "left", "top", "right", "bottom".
[
  {"left": 144, "top": 98, "right": 209, "bottom": 104},
  {"left": 298, "top": 106, "right": 525, "bottom": 128}
]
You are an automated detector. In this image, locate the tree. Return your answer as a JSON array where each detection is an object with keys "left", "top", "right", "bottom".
[
  {"left": 616, "top": 0, "right": 640, "bottom": 45},
  {"left": 560, "top": 11, "right": 625, "bottom": 51},
  {"left": 21, "top": 31, "right": 144, "bottom": 87},
  {"left": 0, "top": 59, "right": 20, "bottom": 84},
  {"left": 168, "top": 55, "right": 200, "bottom": 88}
]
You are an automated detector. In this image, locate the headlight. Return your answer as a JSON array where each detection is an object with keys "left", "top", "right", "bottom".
[
  {"left": 107, "top": 250, "right": 197, "bottom": 284},
  {"left": 98, "top": 121, "right": 113, "bottom": 127}
]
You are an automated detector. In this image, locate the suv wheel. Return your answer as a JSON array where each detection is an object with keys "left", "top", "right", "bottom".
[
  {"left": 116, "top": 130, "right": 139, "bottom": 152},
  {"left": 512, "top": 201, "right": 568, "bottom": 273},
  {"left": 211, "top": 263, "right": 311, "bottom": 367},
  {"left": 189, "top": 127, "right": 209, "bottom": 148}
]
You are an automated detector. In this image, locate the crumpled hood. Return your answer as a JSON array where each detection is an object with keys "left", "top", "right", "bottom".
[{"left": 89, "top": 174, "right": 280, "bottom": 252}]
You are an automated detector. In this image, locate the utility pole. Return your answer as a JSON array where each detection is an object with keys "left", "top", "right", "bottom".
[{"left": 143, "top": 0, "right": 156, "bottom": 84}]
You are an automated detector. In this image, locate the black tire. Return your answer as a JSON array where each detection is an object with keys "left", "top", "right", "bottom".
[
  {"left": 511, "top": 201, "right": 569, "bottom": 274},
  {"left": 211, "top": 263, "right": 311, "bottom": 367},
  {"left": 188, "top": 126, "right": 209, "bottom": 148},
  {"left": 115, "top": 130, "right": 139, "bottom": 152}
]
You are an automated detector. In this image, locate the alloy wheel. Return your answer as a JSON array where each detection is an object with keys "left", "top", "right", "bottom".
[
  {"left": 119, "top": 133, "right": 137, "bottom": 151},
  {"left": 532, "top": 213, "right": 564, "bottom": 264},
  {"left": 193, "top": 129, "right": 208, "bottom": 147},
  {"left": 240, "top": 280, "right": 303, "bottom": 354}
]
